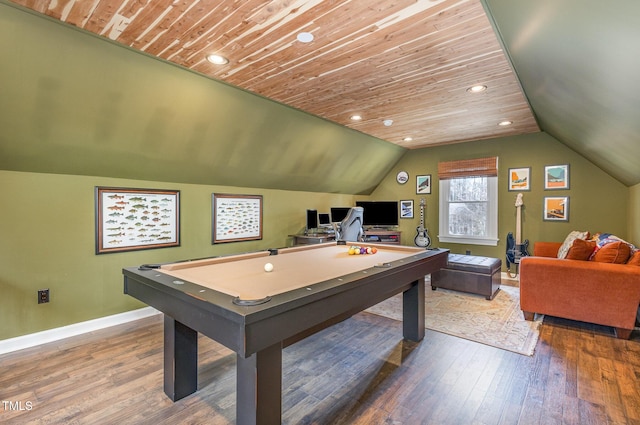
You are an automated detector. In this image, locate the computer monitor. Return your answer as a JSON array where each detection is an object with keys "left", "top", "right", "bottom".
[
  {"left": 330, "top": 207, "right": 351, "bottom": 223},
  {"left": 318, "top": 213, "right": 331, "bottom": 226},
  {"left": 306, "top": 209, "right": 318, "bottom": 231}
]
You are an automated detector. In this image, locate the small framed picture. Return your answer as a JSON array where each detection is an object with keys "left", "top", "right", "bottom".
[
  {"left": 416, "top": 175, "right": 431, "bottom": 194},
  {"left": 508, "top": 167, "right": 531, "bottom": 191},
  {"left": 543, "top": 196, "right": 569, "bottom": 221},
  {"left": 400, "top": 200, "right": 414, "bottom": 218},
  {"left": 544, "top": 164, "right": 569, "bottom": 190}
]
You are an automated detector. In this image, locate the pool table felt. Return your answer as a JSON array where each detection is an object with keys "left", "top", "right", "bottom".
[{"left": 159, "top": 243, "right": 426, "bottom": 301}]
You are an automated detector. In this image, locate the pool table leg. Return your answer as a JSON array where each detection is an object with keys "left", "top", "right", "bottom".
[
  {"left": 236, "top": 342, "right": 282, "bottom": 425},
  {"left": 402, "top": 278, "right": 425, "bottom": 341},
  {"left": 163, "top": 315, "right": 198, "bottom": 401}
]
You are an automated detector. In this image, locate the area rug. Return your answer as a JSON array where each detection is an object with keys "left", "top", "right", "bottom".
[{"left": 365, "top": 283, "right": 543, "bottom": 356}]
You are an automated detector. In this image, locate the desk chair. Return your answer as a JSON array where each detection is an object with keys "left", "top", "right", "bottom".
[{"left": 335, "top": 207, "right": 364, "bottom": 242}]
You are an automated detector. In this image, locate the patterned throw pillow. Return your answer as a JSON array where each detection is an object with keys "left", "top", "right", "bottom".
[{"left": 557, "top": 231, "right": 590, "bottom": 259}]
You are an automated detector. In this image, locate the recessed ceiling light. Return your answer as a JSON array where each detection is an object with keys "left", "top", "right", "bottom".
[
  {"left": 467, "top": 85, "right": 487, "bottom": 93},
  {"left": 498, "top": 120, "right": 513, "bottom": 126},
  {"left": 383, "top": 119, "right": 393, "bottom": 126},
  {"left": 206, "top": 54, "right": 229, "bottom": 65},
  {"left": 403, "top": 137, "right": 413, "bottom": 142},
  {"left": 297, "top": 32, "right": 314, "bottom": 43},
  {"left": 350, "top": 115, "right": 363, "bottom": 121}
]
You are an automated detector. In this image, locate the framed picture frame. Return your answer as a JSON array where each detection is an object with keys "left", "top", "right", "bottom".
[
  {"left": 95, "top": 187, "right": 180, "bottom": 254},
  {"left": 508, "top": 167, "right": 531, "bottom": 191},
  {"left": 416, "top": 174, "right": 431, "bottom": 194},
  {"left": 543, "top": 196, "right": 569, "bottom": 221},
  {"left": 212, "top": 194, "right": 263, "bottom": 243},
  {"left": 400, "top": 200, "right": 414, "bottom": 219},
  {"left": 544, "top": 164, "right": 570, "bottom": 190}
]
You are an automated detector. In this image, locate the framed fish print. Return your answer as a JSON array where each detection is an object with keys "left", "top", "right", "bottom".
[
  {"left": 95, "top": 187, "right": 180, "bottom": 254},
  {"left": 212, "top": 194, "right": 263, "bottom": 243}
]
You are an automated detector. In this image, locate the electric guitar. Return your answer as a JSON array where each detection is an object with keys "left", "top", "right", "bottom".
[
  {"left": 414, "top": 198, "right": 431, "bottom": 248},
  {"left": 506, "top": 193, "right": 530, "bottom": 273}
]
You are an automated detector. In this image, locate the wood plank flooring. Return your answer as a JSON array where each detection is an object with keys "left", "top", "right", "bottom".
[{"left": 1, "top": 312, "right": 639, "bottom": 424}]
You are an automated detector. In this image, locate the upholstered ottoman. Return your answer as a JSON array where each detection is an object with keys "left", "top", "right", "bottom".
[{"left": 431, "top": 254, "right": 502, "bottom": 300}]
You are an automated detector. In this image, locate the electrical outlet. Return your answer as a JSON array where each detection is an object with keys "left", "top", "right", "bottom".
[{"left": 38, "top": 289, "right": 49, "bottom": 304}]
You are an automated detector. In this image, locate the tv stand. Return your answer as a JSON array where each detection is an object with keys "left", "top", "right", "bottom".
[{"left": 363, "top": 230, "right": 401, "bottom": 245}]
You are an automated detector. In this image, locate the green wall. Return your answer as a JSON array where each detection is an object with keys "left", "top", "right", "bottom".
[
  {"left": 0, "top": 170, "right": 355, "bottom": 340},
  {"left": 367, "top": 132, "right": 631, "bottom": 257},
  {"left": 0, "top": 1, "right": 405, "bottom": 195},
  {"left": 630, "top": 183, "right": 640, "bottom": 244},
  {"left": 1, "top": 133, "right": 634, "bottom": 341}
]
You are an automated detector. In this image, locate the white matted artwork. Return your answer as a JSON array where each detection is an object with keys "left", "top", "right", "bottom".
[
  {"left": 95, "top": 187, "right": 180, "bottom": 254},
  {"left": 543, "top": 196, "right": 569, "bottom": 221},
  {"left": 544, "top": 164, "right": 569, "bottom": 190},
  {"left": 416, "top": 175, "right": 431, "bottom": 194},
  {"left": 400, "top": 200, "right": 414, "bottom": 218},
  {"left": 508, "top": 167, "right": 531, "bottom": 191},
  {"left": 212, "top": 194, "right": 263, "bottom": 243}
]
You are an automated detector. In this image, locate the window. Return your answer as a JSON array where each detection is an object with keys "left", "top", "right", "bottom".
[{"left": 438, "top": 157, "right": 498, "bottom": 246}]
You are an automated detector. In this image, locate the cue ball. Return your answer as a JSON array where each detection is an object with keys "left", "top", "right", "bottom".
[{"left": 264, "top": 262, "right": 274, "bottom": 272}]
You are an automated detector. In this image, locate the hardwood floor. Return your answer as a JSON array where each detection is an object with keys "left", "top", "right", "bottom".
[{"left": 1, "top": 312, "right": 639, "bottom": 424}]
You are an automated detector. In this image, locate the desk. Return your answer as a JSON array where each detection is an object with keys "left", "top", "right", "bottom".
[
  {"left": 123, "top": 243, "right": 447, "bottom": 425},
  {"left": 290, "top": 233, "right": 335, "bottom": 245}
]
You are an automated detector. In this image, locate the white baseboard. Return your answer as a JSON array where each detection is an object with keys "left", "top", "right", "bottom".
[{"left": 0, "top": 307, "right": 160, "bottom": 355}]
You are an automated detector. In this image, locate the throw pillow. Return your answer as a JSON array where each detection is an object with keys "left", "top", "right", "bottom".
[
  {"left": 590, "top": 233, "right": 637, "bottom": 260},
  {"left": 592, "top": 241, "right": 631, "bottom": 264},
  {"left": 627, "top": 251, "right": 640, "bottom": 266},
  {"left": 557, "top": 230, "right": 590, "bottom": 259},
  {"left": 566, "top": 239, "right": 597, "bottom": 260}
]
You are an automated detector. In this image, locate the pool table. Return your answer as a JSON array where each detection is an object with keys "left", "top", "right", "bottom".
[{"left": 123, "top": 242, "right": 447, "bottom": 425}]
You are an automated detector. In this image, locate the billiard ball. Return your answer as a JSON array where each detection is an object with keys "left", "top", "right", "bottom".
[{"left": 264, "top": 262, "right": 274, "bottom": 272}]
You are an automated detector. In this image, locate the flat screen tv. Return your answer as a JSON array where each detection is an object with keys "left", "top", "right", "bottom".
[
  {"left": 330, "top": 207, "right": 351, "bottom": 223},
  {"left": 355, "top": 201, "right": 399, "bottom": 227}
]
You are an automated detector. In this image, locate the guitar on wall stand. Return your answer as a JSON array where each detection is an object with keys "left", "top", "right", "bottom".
[
  {"left": 414, "top": 198, "right": 431, "bottom": 248},
  {"left": 506, "top": 193, "right": 530, "bottom": 277}
]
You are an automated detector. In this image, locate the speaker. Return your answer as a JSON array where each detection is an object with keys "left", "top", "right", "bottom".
[{"left": 306, "top": 209, "right": 318, "bottom": 231}]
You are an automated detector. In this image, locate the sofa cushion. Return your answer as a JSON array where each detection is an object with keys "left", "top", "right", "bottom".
[
  {"left": 557, "top": 230, "right": 590, "bottom": 259},
  {"left": 627, "top": 250, "right": 640, "bottom": 266},
  {"left": 566, "top": 239, "right": 597, "bottom": 260},
  {"left": 592, "top": 241, "right": 631, "bottom": 264}
]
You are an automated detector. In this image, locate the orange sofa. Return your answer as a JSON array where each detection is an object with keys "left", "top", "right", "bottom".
[{"left": 519, "top": 242, "right": 640, "bottom": 339}]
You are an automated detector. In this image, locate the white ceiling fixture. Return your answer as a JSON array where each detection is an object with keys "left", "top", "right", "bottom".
[
  {"left": 467, "top": 85, "right": 487, "bottom": 93},
  {"left": 296, "top": 32, "right": 314, "bottom": 43},
  {"left": 206, "top": 54, "right": 229, "bottom": 65}
]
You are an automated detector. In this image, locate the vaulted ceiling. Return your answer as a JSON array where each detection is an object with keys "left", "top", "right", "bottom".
[
  {"left": 3, "top": 0, "right": 640, "bottom": 187},
  {"left": 7, "top": 0, "right": 539, "bottom": 148}
]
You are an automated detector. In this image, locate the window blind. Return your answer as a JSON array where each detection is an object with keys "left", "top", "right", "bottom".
[{"left": 437, "top": 157, "right": 498, "bottom": 180}]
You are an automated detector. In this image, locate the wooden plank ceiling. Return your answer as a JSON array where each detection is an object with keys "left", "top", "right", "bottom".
[{"left": 10, "top": 0, "right": 539, "bottom": 149}]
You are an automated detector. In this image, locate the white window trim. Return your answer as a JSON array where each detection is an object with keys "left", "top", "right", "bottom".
[{"left": 438, "top": 176, "right": 499, "bottom": 246}]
